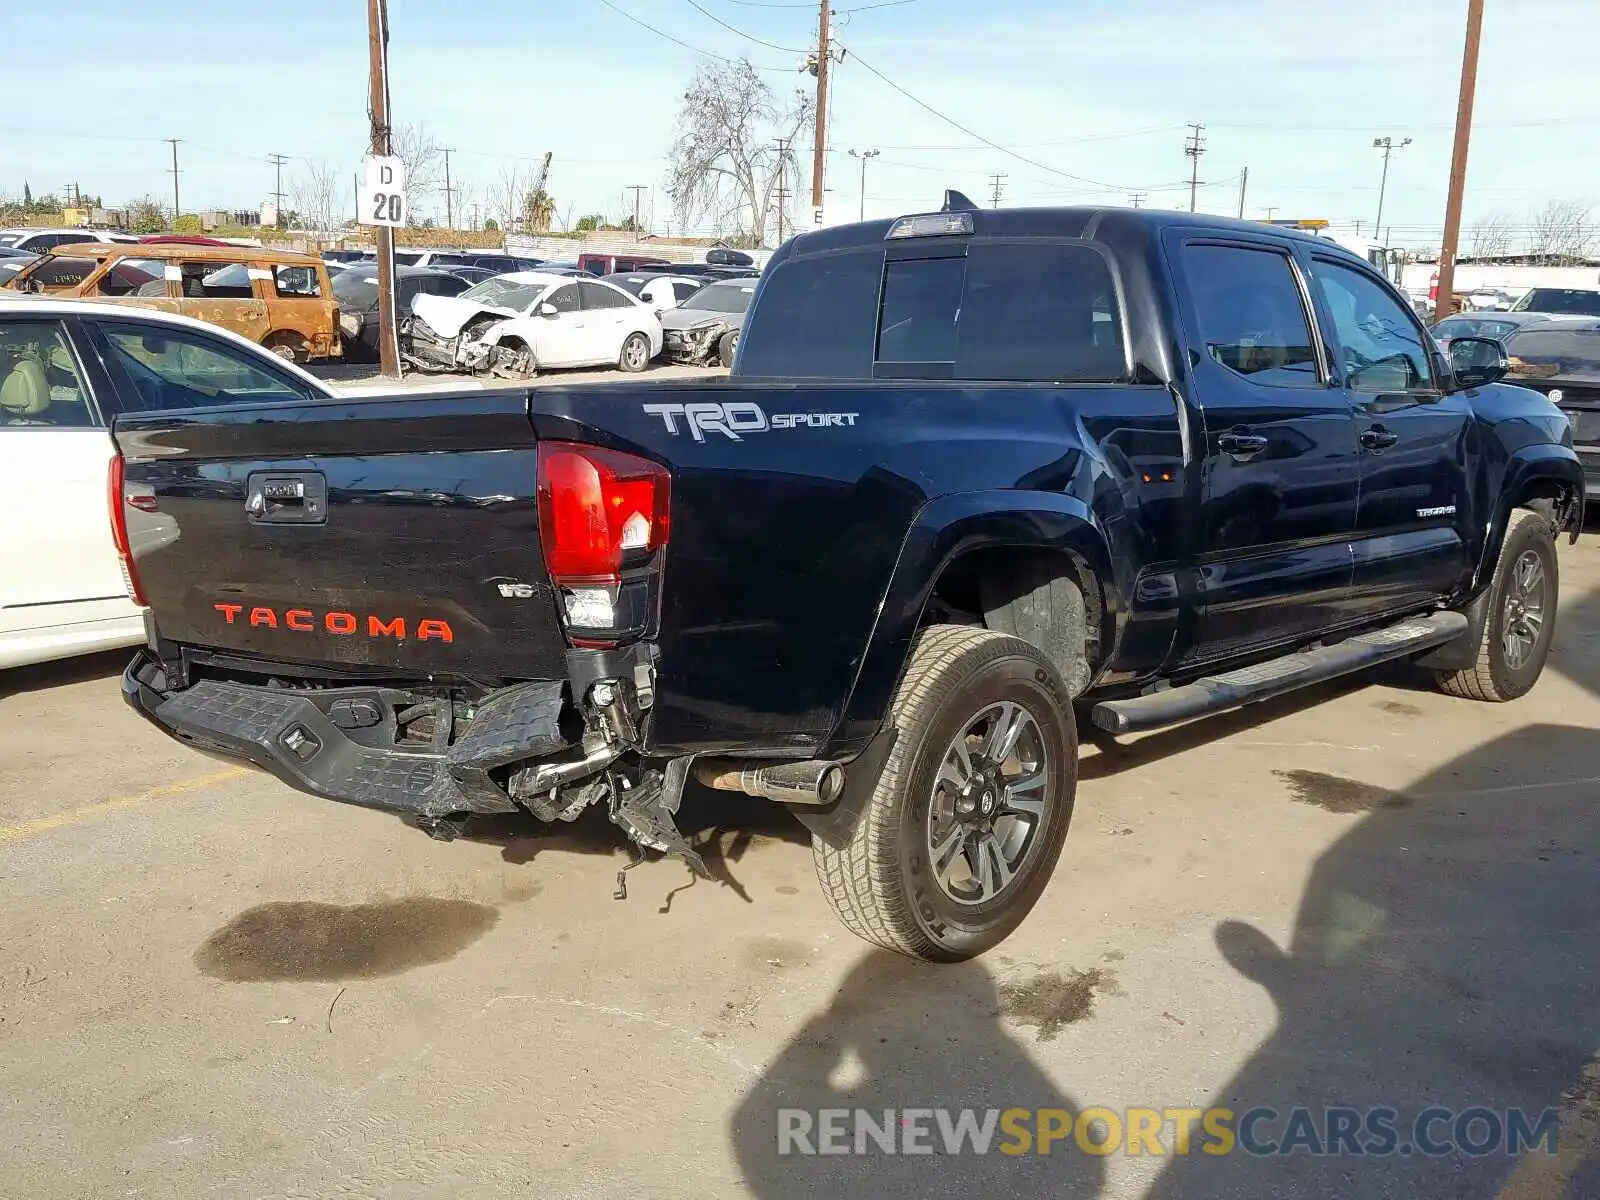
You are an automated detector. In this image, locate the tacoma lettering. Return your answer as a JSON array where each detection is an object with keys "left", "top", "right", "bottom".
[{"left": 213, "top": 603, "right": 454, "bottom": 643}]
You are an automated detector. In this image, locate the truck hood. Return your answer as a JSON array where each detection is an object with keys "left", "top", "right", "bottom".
[
  {"left": 411, "top": 293, "right": 521, "bottom": 338},
  {"left": 661, "top": 307, "right": 746, "bottom": 333}
]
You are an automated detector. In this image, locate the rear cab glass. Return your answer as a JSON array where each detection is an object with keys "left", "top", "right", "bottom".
[{"left": 739, "top": 240, "right": 1125, "bottom": 381}]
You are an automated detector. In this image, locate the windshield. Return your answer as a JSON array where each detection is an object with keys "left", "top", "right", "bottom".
[
  {"left": 1505, "top": 326, "right": 1600, "bottom": 382},
  {"left": 459, "top": 278, "right": 549, "bottom": 310},
  {"left": 332, "top": 269, "right": 380, "bottom": 304},
  {"left": 1510, "top": 289, "right": 1600, "bottom": 316},
  {"left": 686, "top": 283, "right": 755, "bottom": 314},
  {"left": 16, "top": 255, "right": 100, "bottom": 290}
]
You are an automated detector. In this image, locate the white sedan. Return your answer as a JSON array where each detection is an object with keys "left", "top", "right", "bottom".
[
  {"left": 0, "top": 298, "right": 335, "bottom": 670},
  {"left": 405, "top": 272, "right": 663, "bottom": 377}
]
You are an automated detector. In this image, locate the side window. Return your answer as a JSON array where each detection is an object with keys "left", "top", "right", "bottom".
[
  {"left": 956, "top": 243, "right": 1125, "bottom": 381},
  {"left": 22, "top": 255, "right": 99, "bottom": 291},
  {"left": 877, "top": 257, "right": 963, "bottom": 364},
  {"left": 273, "top": 265, "right": 321, "bottom": 297},
  {"left": 672, "top": 281, "right": 701, "bottom": 303},
  {"left": 96, "top": 320, "right": 312, "bottom": 413},
  {"left": 438, "top": 276, "right": 470, "bottom": 296},
  {"left": 579, "top": 281, "right": 628, "bottom": 310},
  {"left": 738, "top": 249, "right": 883, "bottom": 378},
  {"left": 0, "top": 320, "right": 95, "bottom": 428},
  {"left": 544, "top": 285, "right": 581, "bottom": 314},
  {"left": 97, "top": 258, "right": 166, "bottom": 298},
  {"left": 1310, "top": 259, "right": 1434, "bottom": 392},
  {"left": 179, "top": 261, "right": 254, "bottom": 299},
  {"left": 1183, "top": 244, "right": 1321, "bottom": 387},
  {"left": 396, "top": 278, "right": 423, "bottom": 306}
]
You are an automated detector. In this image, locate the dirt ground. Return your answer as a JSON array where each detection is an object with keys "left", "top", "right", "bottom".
[{"left": 2, "top": 543, "right": 1597, "bottom": 1199}]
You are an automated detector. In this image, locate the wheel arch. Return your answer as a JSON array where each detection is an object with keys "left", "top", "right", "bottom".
[
  {"left": 1474, "top": 447, "right": 1583, "bottom": 592},
  {"left": 821, "top": 491, "right": 1120, "bottom": 761}
]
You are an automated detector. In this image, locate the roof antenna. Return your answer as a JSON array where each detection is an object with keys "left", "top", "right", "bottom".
[{"left": 941, "top": 189, "right": 980, "bottom": 213}]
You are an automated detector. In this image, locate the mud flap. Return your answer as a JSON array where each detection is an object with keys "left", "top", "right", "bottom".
[{"left": 790, "top": 727, "right": 897, "bottom": 851}]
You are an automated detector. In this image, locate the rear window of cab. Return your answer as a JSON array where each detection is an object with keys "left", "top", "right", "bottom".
[{"left": 738, "top": 240, "right": 1126, "bottom": 382}]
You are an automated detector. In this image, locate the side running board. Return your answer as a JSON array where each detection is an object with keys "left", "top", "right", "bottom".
[{"left": 1091, "top": 610, "right": 1469, "bottom": 736}]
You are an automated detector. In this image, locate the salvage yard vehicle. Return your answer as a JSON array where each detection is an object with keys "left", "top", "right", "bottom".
[
  {"left": 0, "top": 299, "right": 332, "bottom": 670},
  {"left": 5, "top": 244, "right": 342, "bottom": 363},
  {"left": 604, "top": 272, "right": 705, "bottom": 315},
  {"left": 404, "top": 271, "right": 662, "bottom": 377},
  {"left": 116, "top": 200, "right": 1582, "bottom": 961},
  {"left": 0, "top": 227, "right": 140, "bottom": 253},
  {"left": 659, "top": 279, "right": 755, "bottom": 366},
  {"left": 1502, "top": 318, "right": 1600, "bottom": 499},
  {"left": 333, "top": 263, "right": 470, "bottom": 362},
  {"left": 576, "top": 251, "right": 670, "bottom": 276}
]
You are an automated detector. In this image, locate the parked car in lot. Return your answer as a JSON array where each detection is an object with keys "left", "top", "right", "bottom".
[
  {"left": 603, "top": 272, "right": 704, "bottom": 315},
  {"left": 576, "top": 252, "right": 670, "bottom": 276},
  {"left": 333, "top": 264, "right": 471, "bottom": 361},
  {"left": 1429, "top": 311, "right": 1552, "bottom": 349},
  {"left": 114, "top": 202, "right": 1582, "bottom": 961},
  {"left": 0, "top": 227, "right": 140, "bottom": 253},
  {"left": 5, "top": 243, "right": 342, "bottom": 363},
  {"left": 1509, "top": 287, "right": 1600, "bottom": 317},
  {"left": 0, "top": 249, "right": 40, "bottom": 287},
  {"left": 659, "top": 278, "right": 755, "bottom": 365},
  {"left": 435, "top": 265, "right": 497, "bottom": 286},
  {"left": 1502, "top": 317, "right": 1600, "bottom": 499},
  {"left": 0, "top": 299, "right": 333, "bottom": 670},
  {"left": 405, "top": 271, "right": 662, "bottom": 377}
]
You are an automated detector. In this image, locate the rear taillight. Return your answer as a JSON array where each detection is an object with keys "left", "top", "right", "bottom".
[
  {"left": 108, "top": 454, "right": 147, "bottom": 606},
  {"left": 537, "top": 442, "right": 670, "bottom": 644}
]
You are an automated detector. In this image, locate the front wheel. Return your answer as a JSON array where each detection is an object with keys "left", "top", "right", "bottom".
[
  {"left": 812, "top": 625, "right": 1077, "bottom": 961},
  {"left": 717, "top": 329, "right": 739, "bottom": 368},
  {"left": 1435, "top": 507, "right": 1558, "bottom": 701},
  {"left": 618, "top": 331, "right": 651, "bottom": 373}
]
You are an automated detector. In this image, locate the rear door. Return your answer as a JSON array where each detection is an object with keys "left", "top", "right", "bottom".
[
  {"left": 93, "top": 317, "right": 569, "bottom": 680},
  {"left": 173, "top": 261, "right": 270, "bottom": 343},
  {"left": 266, "top": 262, "right": 338, "bottom": 359},
  {"left": 0, "top": 314, "right": 136, "bottom": 642},
  {"left": 1306, "top": 254, "right": 1472, "bottom": 615},
  {"left": 579, "top": 281, "right": 632, "bottom": 362},
  {"left": 1165, "top": 232, "right": 1360, "bottom": 662}
]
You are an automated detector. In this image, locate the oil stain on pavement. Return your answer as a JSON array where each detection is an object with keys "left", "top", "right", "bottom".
[
  {"left": 194, "top": 897, "right": 499, "bottom": 982},
  {"left": 998, "top": 967, "right": 1114, "bottom": 1041},
  {"left": 1275, "top": 769, "right": 1409, "bottom": 814}
]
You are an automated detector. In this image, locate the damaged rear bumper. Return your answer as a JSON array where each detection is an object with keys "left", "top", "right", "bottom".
[
  {"left": 121, "top": 650, "right": 595, "bottom": 819},
  {"left": 661, "top": 325, "right": 725, "bottom": 364}
]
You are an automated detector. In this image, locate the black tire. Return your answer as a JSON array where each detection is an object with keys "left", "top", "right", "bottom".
[
  {"left": 812, "top": 625, "right": 1077, "bottom": 961},
  {"left": 618, "top": 331, "right": 651, "bottom": 373},
  {"left": 717, "top": 329, "right": 739, "bottom": 368},
  {"left": 1435, "top": 508, "right": 1558, "bottom": 701},
  {"left": 264, "top": 334, "right": 306, "bottom": 364}
]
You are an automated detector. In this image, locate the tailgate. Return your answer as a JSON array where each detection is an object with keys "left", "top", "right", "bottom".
[{"left": 113, "top": 389, "right": 570, "bottom": 681}]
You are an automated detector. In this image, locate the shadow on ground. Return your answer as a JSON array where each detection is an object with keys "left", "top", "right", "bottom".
[{"left": 0, "top": 648, "right": 131, "bottom": 703}]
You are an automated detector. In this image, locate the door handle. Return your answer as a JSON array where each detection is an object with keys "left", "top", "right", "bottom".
[
  {"left": 1218, "top": 430, "right": 1269, "bottom": 459},
  {"left": 1360, "top": 426, "right": 1400, "bottom": 452}
]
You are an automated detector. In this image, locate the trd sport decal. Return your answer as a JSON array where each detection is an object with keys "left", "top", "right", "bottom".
[{"left": 643, "top": 401, "right": 859, "bottom": 441}]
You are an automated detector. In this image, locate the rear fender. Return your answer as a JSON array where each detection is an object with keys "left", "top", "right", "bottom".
[{"left": 820, "top": 490, "right": 1120, "bottom": 759}]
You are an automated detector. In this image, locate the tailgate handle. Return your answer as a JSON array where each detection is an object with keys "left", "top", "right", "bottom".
[{"left": 246, "top": 471, "right": 327, "bottom": 524}]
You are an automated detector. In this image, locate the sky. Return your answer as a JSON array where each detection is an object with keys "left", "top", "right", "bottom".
[{"left": 2, "top": 0, "right": 1596, "bottom": 250}]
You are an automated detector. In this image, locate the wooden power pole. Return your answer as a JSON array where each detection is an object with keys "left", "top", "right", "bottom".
[
  {"left": 1434, "top": 0, "right": 1485, "bottom": 321},
  {"left": 810, "top": 0, "right": 830, "bottom": 213},
  {"left": 367, "top": 0, "right": 400, "bottom": 378}
]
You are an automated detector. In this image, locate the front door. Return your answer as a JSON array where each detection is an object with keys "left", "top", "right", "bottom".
[
  {"left": 1167, "top": 233, "right": 1360, "bottom": 664},
  {"left": 530, "top": 282, "right": 586, "bottom": 367},
  {"left": 1306, "top": 254, "right": 1472, "bottom": 615}
]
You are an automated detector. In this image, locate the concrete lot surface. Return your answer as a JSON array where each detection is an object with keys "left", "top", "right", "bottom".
[{"left": 1, "top": 546, "right": 1597, "bottom": 1198}]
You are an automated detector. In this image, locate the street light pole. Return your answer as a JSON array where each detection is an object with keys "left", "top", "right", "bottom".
[
  {"left": 848, "top": 148, "right": 878, "bottom": 222},
  {"left": 1372, "top": 135, "right": 1412, "bottom": 237}
]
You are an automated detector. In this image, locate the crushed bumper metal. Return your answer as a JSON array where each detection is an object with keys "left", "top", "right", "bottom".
[
  {"left": 122, "top": 653, "right": 571, "bottom": 818},
  {"left": 661, "top": 325, "right": 723, "bottom": 364}
]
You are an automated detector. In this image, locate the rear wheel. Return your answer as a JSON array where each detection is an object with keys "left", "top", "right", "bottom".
[
  {"left": 717, "top": 329, "right": 739, "bottom": 368},
  {"left": 619, "top": 331, "right": 651, "bottom": 373},
  {"left": 1435, "top": 507, "right": 1558, "bottom": 701},
  {"left": 812, "top": 625, "right": 1077, "bottom": 961},
  {"left": 263, "top": 333, "right": 307, "bottom": 364}
]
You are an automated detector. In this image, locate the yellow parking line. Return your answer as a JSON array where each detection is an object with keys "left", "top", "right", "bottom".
[{"left": 0, "top": 767, "right": 248, "bottom": 845}]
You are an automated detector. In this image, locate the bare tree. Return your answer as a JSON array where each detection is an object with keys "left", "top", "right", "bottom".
[
  {"left": 486, "top": 164, "right": 528, "bottom": 234},
  {"left": 1526, "top": 200, "right": 1595, "bottom": 264},
  {"left": 393, "top": 122, "right": 444, "bottom": 207},
  {"left": 1468, "top": 213, "right": 1514, "bottom": 260},
  {"left": 291, "top": 160, "right": 342, "bottom": 238},
  {"left": 666, "top": 58, "right": 812, "bottom": 246}
]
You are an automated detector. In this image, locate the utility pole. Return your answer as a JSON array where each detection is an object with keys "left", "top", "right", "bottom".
[
  {"left": 1372, "top": 135, "right": 1412, "bottom": 242},
  {"left": 625, "top": 185, "right": 647, "bottom": 241},
  {"left": 1264, "top": 206, "right": 1278, "bottom": 221},
  {"left": 367, "top": 0, "right": 400, "bottom": 378},
  {"left": 267, "top": 153, "right": 290, "bottom": 225},
  {"left": 848, "top": 148, "right": 878, "bottom": 221},
  {"left": 1129, "top": 191, "right": 1146, "bottom": 209},
  {"left": 1435, "top": 0, "right": 1483, "bottom": 320},
  {"left": 810, "top": 0, "right": 830, "bottom": 212},
  {"left": 442, "top": 147, "right": 455, "bottom": 229},
  {"left": 1237, "top": 166, "right": 1249, "bottom": 219},
  {"left": 988, "top": 173, "right": 1007, "bottom": 209},
  {"left": 164, "top": 138, "right": 182, "bottom": 225},
  {"left": 775, "top": 139, "right": 790, "bottom": 246},
  {"left": 1184, "top": 123, "right": 1206, "bottom": 213}
]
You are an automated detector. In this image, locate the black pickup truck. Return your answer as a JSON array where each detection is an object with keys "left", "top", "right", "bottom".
[{"left": 117, "top": 198, "right": 1583, "bottom": 961}]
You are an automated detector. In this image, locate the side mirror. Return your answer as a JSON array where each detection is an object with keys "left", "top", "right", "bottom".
[
  {"left": 1447, "top": 335, "right": 1508, "bottom": 391},
  {"left": 538, "top": 302, "right": 559, "bottom": 318}
]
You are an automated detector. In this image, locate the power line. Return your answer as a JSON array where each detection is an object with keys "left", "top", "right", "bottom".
[
  {"left": 589, "top": 0, "right": 786, "bottom": 66},
  {"left": 680, "top": 0, "right": 809, "bottom": 53}
]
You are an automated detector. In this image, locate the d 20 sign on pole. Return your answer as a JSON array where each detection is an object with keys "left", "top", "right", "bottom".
[{"left": 359, "top": 156, "right": 408, "bottom": 228}]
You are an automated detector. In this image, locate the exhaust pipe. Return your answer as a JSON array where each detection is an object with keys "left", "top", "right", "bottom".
[{"left": 693, "top": 757, "right": 846, "bottom": 806}]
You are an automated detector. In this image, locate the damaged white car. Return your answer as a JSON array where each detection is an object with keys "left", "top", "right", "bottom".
[{"left": 404, "top": 272, "right": 662, "bottom": 377}]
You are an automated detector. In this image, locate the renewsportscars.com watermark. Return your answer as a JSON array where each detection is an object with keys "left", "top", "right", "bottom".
[{"left": 777, "top": 1106, "right": 1560, "bottom": 1158}]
